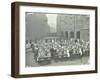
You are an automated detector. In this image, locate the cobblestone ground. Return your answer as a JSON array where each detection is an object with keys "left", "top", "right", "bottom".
[{"left": 25, "top": 50, "right": 89, "bottom": 67}]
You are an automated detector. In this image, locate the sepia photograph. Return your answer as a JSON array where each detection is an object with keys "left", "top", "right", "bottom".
[{"left": 25, "top": 13, "right": 90, "bottom": 67}]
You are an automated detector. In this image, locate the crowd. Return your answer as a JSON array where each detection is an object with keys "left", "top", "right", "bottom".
[{"left": 26, "top": 38, "right": 90, "bottom": 64}]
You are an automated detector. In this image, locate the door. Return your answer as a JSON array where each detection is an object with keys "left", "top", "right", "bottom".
[
  {"left": 76, "top": 31, "right": 80, "bottom": 39},
  {"left": 70, "top": 31, "right": 74, "bottom": 38}
]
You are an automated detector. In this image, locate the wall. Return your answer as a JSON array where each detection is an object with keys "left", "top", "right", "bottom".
[
  {"left": 80, "top": 29, "right": 89, "bottom": 41},
  {"left": 26, "top": 13, "right": 50, "bottom": 41},
  {"left": 0, "top": 0, "right": 100, "bottom": 80}
]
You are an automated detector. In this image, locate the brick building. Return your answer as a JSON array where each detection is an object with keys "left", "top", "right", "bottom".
[{"left": 57, "top": 14, "right": 90, "bottom": 41}]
